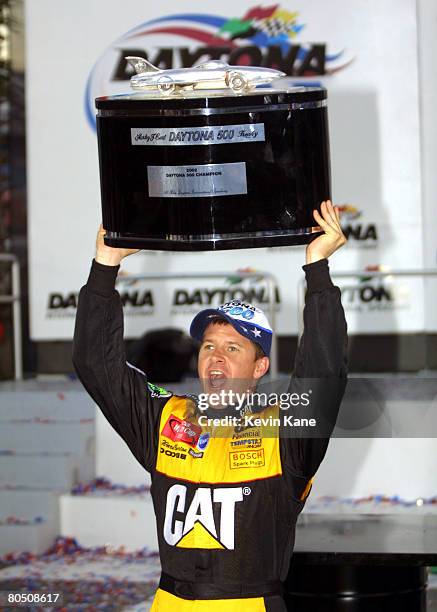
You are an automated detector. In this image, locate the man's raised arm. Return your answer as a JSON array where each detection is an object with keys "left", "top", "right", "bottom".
[
  {"left": 281, "top": 201, "right": 348, "bottom": 488},
  {"left": 72, "top": 226, "right": 166, "bottom": 472}
]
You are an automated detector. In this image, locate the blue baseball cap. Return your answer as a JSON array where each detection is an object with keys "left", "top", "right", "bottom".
[{"left": 190, "top": 300, "right": 272, "bottom": 357}]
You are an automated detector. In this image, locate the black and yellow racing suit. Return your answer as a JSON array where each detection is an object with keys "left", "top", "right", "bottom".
[{"left": 72, "top": 257, "right": 348, "bottom": 611}]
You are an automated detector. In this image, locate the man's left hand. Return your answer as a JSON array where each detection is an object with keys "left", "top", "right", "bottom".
[{"left": 306, "top": 200, "right": 347, "bottom": 264}]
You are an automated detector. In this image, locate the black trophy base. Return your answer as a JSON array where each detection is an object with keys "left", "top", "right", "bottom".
[
  {"left": 104, "top": 227, "right": 323, "bottom": 251},
  {"left": 96, "top": 88, "right": 331, "bottom": 252},
  {"left": 284, "top": 564, "right": 428, "bottom": 612}
]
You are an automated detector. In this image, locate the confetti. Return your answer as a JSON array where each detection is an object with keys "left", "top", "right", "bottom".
[
  {"left": 71, "top": 478, "right": 151, "bottom": 497},
  {"left": 0, "top": 537, "right": 160, "bottom": 610}
]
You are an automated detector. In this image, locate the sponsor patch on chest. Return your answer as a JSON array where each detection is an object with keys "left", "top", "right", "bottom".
[
  {"left": 161, "top": 414, "right": 202, "bottom": 447},
  {"left": 229, "top": 448, "right": 265, "bottom": 469}
]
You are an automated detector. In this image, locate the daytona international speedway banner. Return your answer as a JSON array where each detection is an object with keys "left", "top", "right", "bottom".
[{"left": 25, "top": 0, "right": 423, "bottom": 339}]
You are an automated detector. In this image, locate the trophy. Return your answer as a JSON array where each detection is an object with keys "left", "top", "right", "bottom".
[{"left": 95, "top": 58, "right": 330, "bottom": 251}]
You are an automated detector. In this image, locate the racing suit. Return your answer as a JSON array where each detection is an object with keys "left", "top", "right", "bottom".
[{"left": 72, "top": 257, "right": 348, "bottom": 612}]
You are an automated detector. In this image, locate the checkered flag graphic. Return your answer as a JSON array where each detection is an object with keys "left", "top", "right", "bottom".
[{"left": 253, "top": 18, "right": 294, "bottom": 38}]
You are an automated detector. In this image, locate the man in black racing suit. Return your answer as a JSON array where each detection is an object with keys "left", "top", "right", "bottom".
[{"left": 73, "top": 201, "right": 348, "bottom": 611}]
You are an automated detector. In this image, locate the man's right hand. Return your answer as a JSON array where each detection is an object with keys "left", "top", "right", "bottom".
[{"left": 95, "top": 224, "right": 140, "bottom": 266}]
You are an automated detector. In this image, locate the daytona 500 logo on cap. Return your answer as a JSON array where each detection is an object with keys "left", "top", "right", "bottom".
[{"left": 190, "top": 299, "right": 273, "bottom": 356}]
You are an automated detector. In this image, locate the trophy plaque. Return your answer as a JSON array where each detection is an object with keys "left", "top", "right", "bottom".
[{"left": 95, "top": 59, "right": 330, "bottom": 250}]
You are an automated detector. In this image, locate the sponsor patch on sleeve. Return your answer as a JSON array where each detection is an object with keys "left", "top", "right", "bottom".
[{"left": 147, "top": 382, "right": 172, "bottom": 398}]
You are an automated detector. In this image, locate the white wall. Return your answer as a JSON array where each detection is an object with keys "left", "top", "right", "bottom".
[
  {"left": 312, "top": 438, "right": 437, "bottom": 500},
  {"left": 417, "top": 0, "right": 437, "bottom": 331}
]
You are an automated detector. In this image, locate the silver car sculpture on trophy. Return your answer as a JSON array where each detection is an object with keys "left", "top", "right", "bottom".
[{"left": 126, "top": 56, "right": 286, "bottom": 94}]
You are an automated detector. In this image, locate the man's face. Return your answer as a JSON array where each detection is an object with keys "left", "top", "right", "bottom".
[{"left": 197, "top": 322, "right": 269, "bottom": 394}]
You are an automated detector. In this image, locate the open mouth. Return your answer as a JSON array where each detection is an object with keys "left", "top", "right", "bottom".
[{"left": 208, "top": 370, "right": 227, "bottom": 389}]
